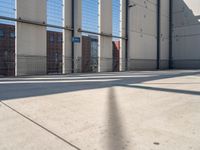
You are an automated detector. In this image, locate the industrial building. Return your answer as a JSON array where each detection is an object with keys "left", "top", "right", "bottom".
[
  {"left": 0, "top": 0, "right": 200, "bottom": 76},
  {"left": 1, "top": 1, "right": 200, "bottom": 150}
]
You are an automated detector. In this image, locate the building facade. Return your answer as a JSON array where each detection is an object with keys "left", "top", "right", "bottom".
[
  {"left": 0, "top": 0, "right": 200, "bottom": 76},
  {"left": 0, "top": 23, "right": 64, "bottom": 76}
]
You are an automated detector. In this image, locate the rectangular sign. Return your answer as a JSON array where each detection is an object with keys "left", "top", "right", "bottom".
[{"left": 72, "top": 37, "right": 81, "bottom": 43}]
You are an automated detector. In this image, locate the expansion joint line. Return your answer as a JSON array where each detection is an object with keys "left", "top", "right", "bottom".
[{"left": 0, "top": 101, "right": 81, "bottom": 150}]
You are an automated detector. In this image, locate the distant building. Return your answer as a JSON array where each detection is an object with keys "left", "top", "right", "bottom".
[
  {"left": 81, "top": 35, "right": 120, "bottom": 73},
  {"left": 47, "top": 31, "right": 63, "bottom": 74},
  {"left": 0, "top": 24, "right": 15, "bottom": 76},
  {"left": 82, "top": 35, "right": 98, "bottom": 73},
  {"left": 112, "top": 40, "right": 120, "bottom": 72}
]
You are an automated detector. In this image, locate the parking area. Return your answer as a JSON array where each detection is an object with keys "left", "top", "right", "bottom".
[{"left": 0, "top": 70, "right": 200, "bottom": 150}]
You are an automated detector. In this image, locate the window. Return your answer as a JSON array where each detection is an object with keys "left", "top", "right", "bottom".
[
  {"left": 0, "top": 29, "right": 5, "bottom": 37},
  {"left": 50, "top": 35, "right": 54, "bottom": 42},
  {"left": 47, "top": 0, "right": 63, "bottom": 31},
  {"left": 112, "top": 0, "right": 121, "bottom": 37},
  {"left": 10, "top": 32, "right": 15, "bottom": 38},
  {"left": 58, "top": 35, "right": 62, "bottom": 43},
  {"left": 82, "top": 0, "right": 99, "bottom": 33}
]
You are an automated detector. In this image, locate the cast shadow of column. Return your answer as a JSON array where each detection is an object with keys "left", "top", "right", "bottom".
[{"left": 106, "top": 87, "right": 129, "bottom": 150}]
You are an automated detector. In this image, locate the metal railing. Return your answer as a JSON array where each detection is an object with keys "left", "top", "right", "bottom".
[
  {"left": 3, "top": 54, "right": 197, "bottom": 77},
  {"left": 0, "top": 55, "right": 15, "bottom": 76}
]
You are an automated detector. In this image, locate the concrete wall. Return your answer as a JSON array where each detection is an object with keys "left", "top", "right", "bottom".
[
  {"left": 16, "top": 0, "right": 47, "bottom": 75},
  {"left": 172, "top": 0, "right": 200, "bottom": 69},
  {"left": 128, "top": 0, "right": 169, "bottom": 70},
  {"left": 99, "top": 0, "right": 113, "bottom": 72},
  {"left": 128, "top": 0, "right": 157, "bottom": 70}
]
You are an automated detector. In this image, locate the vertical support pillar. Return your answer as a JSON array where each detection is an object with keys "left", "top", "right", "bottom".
[
  {"left": 16, "top": 0, "right": 46, "bottom": 76},
  {"left": 120, "top": 0, "right": 126, "bottom": 71},
  {"left": 73, "top": 0, "right": 82, "bottom": 73},
  {"left": 169, "top": 0, "right": 173, "bottom": 69},
  {"left": 99, "top": 0, "right": 113, "bottom": 72},
  {"left": 125, "top": 0, "right": 129, "bottom": 71},
  {"left": 157, "top": 0, "right": 161, "bottom": 70},
  {"left": 63, "top": 0, "right": 72, "bottom": 74},
  {"left": 159, "top": 0, "right": 170, "bottom": 69}
]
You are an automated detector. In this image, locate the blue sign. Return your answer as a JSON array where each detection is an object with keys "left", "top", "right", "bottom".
[{"left": 72, "top": 37, "right": 81, "bottom": 43}]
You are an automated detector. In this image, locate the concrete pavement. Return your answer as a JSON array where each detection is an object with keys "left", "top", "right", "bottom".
[{"left": 0, "top": 70, "right": 200, "bottom": 150}]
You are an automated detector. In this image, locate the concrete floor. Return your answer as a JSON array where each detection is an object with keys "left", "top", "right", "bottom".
[{"left": 0, "top": 70, "right": 200, "bottom": 150}]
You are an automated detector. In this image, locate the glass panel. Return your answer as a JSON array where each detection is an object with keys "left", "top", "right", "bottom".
[
  {"left": 46, "top": 0, "right": 63, "bottom": 74},
  {"left": 112, "top": 0, "right": 121, "bottom": 37},
  {"left": 0, "top": 0, "right": 15, "bottom": 76},
  {"left": 82, "top": 0, "right": 99, "bottom": 73},
  {"left": 112, "top": 0, "right": 121, "bottom": 72},
  {"left": 82, "top": 0, "right": 99, "bottom": 33}
]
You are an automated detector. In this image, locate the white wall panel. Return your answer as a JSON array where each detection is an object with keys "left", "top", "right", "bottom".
[
  {"left": 99, "top": 0, "right": 113, "bottom": 72},
  {"left": 130, "top": 32, "right": 157, "bottom": 59},
  {"left": 16, "top": 0, "right": 46, "bottom": 75},
  {"left": 128, "top": 0, "right": 158, "bottom": 70}
]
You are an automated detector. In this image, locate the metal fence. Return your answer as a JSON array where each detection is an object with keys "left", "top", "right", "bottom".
[{"left": 0, "top": 55, "right": 15, "bottom": 76}]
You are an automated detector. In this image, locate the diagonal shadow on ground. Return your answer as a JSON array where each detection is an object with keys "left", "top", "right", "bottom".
[
  {"left": 121, "top": 84, "right": 200, "bottom": 96},
  {"left": 0, "top": 71, "right": 200, "bottom": 101}
]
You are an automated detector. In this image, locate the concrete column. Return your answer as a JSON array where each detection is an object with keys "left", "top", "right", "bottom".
[
  {"left": 160, "top": 0, "right": 170, "bottom": 69},
  {"left": 120, "top": 0, "right": 126, "bottom": 71},
  {"left": 73, "top": 0, "right": 82, "bottom": 73},
  {"left": 16, "top": 0, "right": 46, "bottom": 76},
  {"left": 63, "top": 0, "right": 72, "bottom": 74},
  {"left": 99, "top": 0, "right": 113, "bottom": 72}
]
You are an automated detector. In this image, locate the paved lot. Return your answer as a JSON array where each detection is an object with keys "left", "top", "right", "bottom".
[{"left": 0, "top": 70, "right": 200, "bottom": 150}]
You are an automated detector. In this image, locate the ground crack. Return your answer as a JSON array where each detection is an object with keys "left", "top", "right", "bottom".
[{"left": 0, "top": 101, "right": 81, "bottom": 150}]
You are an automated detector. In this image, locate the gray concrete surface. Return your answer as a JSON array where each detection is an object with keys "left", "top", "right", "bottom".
[
  {"left": 172, "top": 0, "right": 200, "bottom": 69},
  {"left": 0, "top": 70, "right": 200, "bottom": 150}
]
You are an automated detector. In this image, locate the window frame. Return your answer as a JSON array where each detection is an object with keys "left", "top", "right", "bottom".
[{"left": 0, "top": 29, "right": 5, "bottom": 38}]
